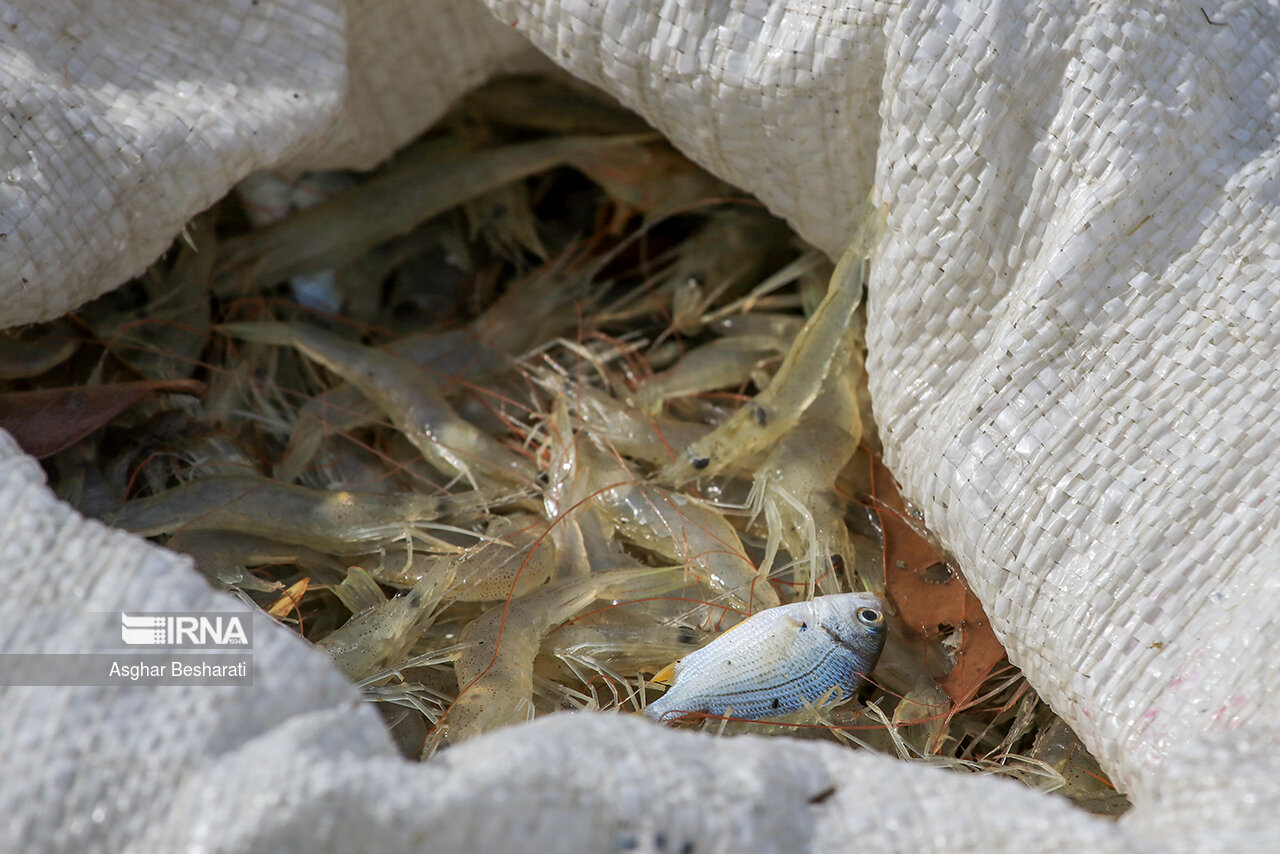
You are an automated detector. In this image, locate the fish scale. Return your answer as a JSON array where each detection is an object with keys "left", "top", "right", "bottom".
[{"left": 644, "top": 592, "right": 887, "bottom": 722}]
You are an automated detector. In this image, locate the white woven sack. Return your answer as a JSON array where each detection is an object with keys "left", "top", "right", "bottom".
[{"left": 3, "top": 0, "right": 1279, "bottom": 851}]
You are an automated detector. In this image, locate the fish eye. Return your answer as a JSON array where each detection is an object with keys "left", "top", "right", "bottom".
[{"left": 857, "top": 608, "right": 882, "bottom": 626}]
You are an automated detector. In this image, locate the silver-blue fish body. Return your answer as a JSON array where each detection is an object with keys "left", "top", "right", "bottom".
[{"left": 644, "top": 592, "right": 886, "bottom": 722}]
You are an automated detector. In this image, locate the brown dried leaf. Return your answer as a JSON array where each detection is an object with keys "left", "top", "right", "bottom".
[
  {"left": 0, "top": 379, "right": 204, "bottom": 459},
  {"left": 935, "top": 588, "right": 1005, "bottom": 707},
  {"left": 870, "top": 454, "right": 1007, "bottom": 703}
]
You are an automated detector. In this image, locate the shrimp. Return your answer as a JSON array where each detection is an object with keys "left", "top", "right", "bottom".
[
  {"left": 217, "top": 322, "right": 535, "bottom": 489},
  {"left": 657, "top": 204, "right": 885, "bottom": 485},
  {"left": 748, "top": 348, "right": 864, "bottom": 597},
  {"left": 541, "top": 610, "right": 709, "bottom": 694},
  {"left": 275, "top": 250, "right": 585, "bottom": 481},
  {"left": 317, "top": 561, "right": 456, "bottom": 680},
  {"left": 446, "top": 513, "right": 557, "bottom": 602},
  {"left": 600, "top": 473, "right": 779, "bottom": 612},
  {"left": 217, "top": 133, "right": 656, "bottom": 287},
  {"left": 104, "top": 474, "right": 490, "bottom": 554},
  {"left": 539, "top": 374, "right": 711, "bottom": 470},
  {"left": 541, "top": 399, "right": 777, "bottom": 612},
  {"left": 645, "top": 592, "right": 887, "bottom": 722},
  {"left": 274, "top": 328, "right": 484, "bottom": 482},
  {"left": 430, "top": 566, "right": 677, "bottom": 747},
  {"left": 319, "top": 512, "right": 556, "bottom": 679},
  {"left": 537, "top": 397, "right": 616, "bottom": 579}
]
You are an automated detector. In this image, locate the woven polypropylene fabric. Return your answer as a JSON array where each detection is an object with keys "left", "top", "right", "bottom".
[
  {"left": 0, "top": 0, "right": 542, "bottom": 326},
  {"left": 4, "top": 0, "right": 1280, "bottom": 850},
  {"left": 870, "top": 3, "right": 1280, "bottom": 800}
]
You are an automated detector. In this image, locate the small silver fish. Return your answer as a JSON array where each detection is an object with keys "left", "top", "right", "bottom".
[{"left": 644, "top": 592, "right": 886, "bottom": 722}]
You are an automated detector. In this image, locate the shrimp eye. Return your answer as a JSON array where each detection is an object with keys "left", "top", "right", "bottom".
[{"left": 857, "top": 608, "right": 882, "bottom": 626}]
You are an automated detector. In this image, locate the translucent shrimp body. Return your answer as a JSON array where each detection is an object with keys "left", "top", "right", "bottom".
[
  {"left": 317, "top": 560, "right": 455, "bottom": 680},
  {"left": 544, "top": 411, "right": 777, "bottom": 613},
  {"left": 645, "top": 592, "right": 886, "bottom": 722},
  {"left": 602, "top": 481, "right": 778, "bottom": 612},
  {"left": 275, "top": 328, "right": 485, "bottom": 482},
  {"left": 566, "top": 382, "right": 710, "bottom": 470},
  {"left": 544, "top": 613, "right": 707, "bottom": 681},
  {"left": 447, "top": 513, "right": 557, "bottom": 602},
  {"left": 658, "top": 205, "right": 884, "bottom": 485},
  {"left": 104, "top": 474, "right": 486, "bottom": 554},
  {"left": 217, "top": 322, "right": 534, "bottom": 489},
  {"left": 435, "top": 566, "right": 677, "bottom": 746},
  {"left": 749, "top": 350, "right": 863, "bottom": 595}
]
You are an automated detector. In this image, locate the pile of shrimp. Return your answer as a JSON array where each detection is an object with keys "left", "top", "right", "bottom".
[{"left": 15, "top": 75, "right": 1126, "bottom": 815}]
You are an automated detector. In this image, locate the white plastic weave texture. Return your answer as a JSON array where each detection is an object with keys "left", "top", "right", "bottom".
[{"left": 3, "top": 1, "right": 1279, "bottom": 851}]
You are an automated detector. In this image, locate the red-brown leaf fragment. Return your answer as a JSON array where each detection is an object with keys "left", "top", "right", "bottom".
[
  {"left": 0, "top": 379, "right": 204, "bottom": 458},
  {"left": 869, "top": 454, "right": 1007, "bottom": 704}
]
